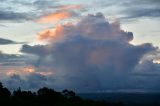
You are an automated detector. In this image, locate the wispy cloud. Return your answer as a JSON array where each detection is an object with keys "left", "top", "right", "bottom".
[
  {"left": 58, "top": 4, "right": 82, "bottom": 10},
  {"left": 108, "top": 0, "right": 160, "bottom": 19},
  {"left": 37, "top": 11, "right": 72, "bottom": 23},
  {"left": 0, "top": 0, "right": 58, "bottom": 22},
  {"left": 37, "top": 4, "right": 82, "bottom": 23},
  {"left": 1, "top": 0, "right": 160, "bottom": 22},
  {"left": 0, "top": 10, "right": 31, "bottom": 22},
  {"left": 0, "top": 38, "right": 26, "bottom": 45}
]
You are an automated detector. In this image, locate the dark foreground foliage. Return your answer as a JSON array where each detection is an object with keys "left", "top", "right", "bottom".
[{"left": 0, "top": 82, "right": 124, "bottom": 106}]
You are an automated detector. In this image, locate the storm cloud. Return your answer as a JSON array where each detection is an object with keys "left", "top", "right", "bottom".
[
  {"left": 3, "top": 73, "right": 49, "bottom": 91},
  {"left": 19, "top": 13, "right": 160, "bottom": 92}
]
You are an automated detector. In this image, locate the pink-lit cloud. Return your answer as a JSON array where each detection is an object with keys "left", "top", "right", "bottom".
[
  {"left": 37, "top": 24, "right": 65, "bottom": 41},
  {"left": 37, "top": 11, "right": 71, "bottom": 23}
]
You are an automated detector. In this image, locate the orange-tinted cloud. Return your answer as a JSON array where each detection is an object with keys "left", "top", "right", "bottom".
[
  {"left": 6, "top": 67, "right": 35, "bottom": 76},
  {"left": 37, "top": 29, "right": 56, "bottom": 41},
  {"left": 23, "top": 66, "right": 35, "bottom": 73},
  {"left": 6, "top": 69, "right": 18, "bottom": 76},
  {"left": 37, "top": 25, "right": 64, "bottom": 41},
  {"left": 37, "top": 4, "right": 82, "bottom": 24},
  {"left": 37, "top": 11, "right": 71, "bottom": 23},
  {"left": 36, "top": 71, "right": 53, "bottom": 76},
  {"left": 153, "top": 59, "right": 160, "bottom": 64},
  {"left": 5, "top": 66, "right": 53, "bottom": 77},
  {"left": 37, "top": 23, "right": 74, "bottom": 41}
]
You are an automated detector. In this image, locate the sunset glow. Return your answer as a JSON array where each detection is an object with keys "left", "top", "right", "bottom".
[
  {"left": 37, "top": 24, "right": 66, "bottom": 41},
  {"left": 6, "top": 70, "right": 17, "bottom": 76},
  {"left": 0, "top": 0, "right": 160, "bottom": 94},
  {"left": 37, "top": 11, "right": 71, "bottom": 23},
  {"left": 23, "top": 67, "right": 35, "bottom": 73},
  {"left": 153, "top": 60, "right": 160, "bottom": 64}
]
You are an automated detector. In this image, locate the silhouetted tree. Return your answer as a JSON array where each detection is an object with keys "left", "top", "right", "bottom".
[
  {"left": 37, "top": 87, "right": 65, "bottom": 105},
  {"left": 0, "top": 82, "right": 3, "bottom": 88},
  {"left": 0, "top": 82, "right": 11, "bottom": 97},
  {"left": 0, "top": 82, "right": 11, "bottom": 105},
  {"left": 0, "top": 82, "right": 128, "bottom": 106},
  {"left": 62, "top": 89, "right": 76, "bottom": 98}
]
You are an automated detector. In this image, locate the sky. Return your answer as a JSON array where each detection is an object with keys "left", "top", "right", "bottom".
[{"left": 0, "top": 0, "right": 160, "bottom": 92}]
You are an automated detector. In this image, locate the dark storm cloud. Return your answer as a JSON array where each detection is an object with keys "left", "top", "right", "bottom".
[
  {"left": 134, "top": 60, "right": 160, "bottom": 75},
  {"left": 128, "top": 60, "right": 160, "bottom": 91},
  {"left": 26, "top": 73, "right": 48, "bottom": 89},
  {"left": 4, "top": 73, "right": 49, "bottom": 90},
  {"left": 21, "top": 44, "right": 49, "bottom": 56},
  {"left": 0, "top": 38, "right": 25, "bottom": 45},
  {"left": 4, "top": 74, "right": 27, "bottom": 90},
  {"left": 20, "top": 13, "right": 160, "bottom": 92}
]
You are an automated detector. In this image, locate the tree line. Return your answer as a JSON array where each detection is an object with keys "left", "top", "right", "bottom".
[{"left": 0, "top": 82, "right": 124, "bottom": 106}]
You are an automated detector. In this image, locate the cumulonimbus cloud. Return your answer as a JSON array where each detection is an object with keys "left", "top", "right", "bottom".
[{"left": 20, "top": 13, "right": 159, "bottom": 92}]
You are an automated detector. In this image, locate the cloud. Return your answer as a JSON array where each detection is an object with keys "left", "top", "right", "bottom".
[
  {"left": 37, "top": 13, "right": 133, "bottom": 42},
  {"left": 4, "top": 74, "right": 27, "bottom": 90},
  {"left": 0, "top": 51, "right": 51, "bottom": 90},
  {"left": 0, "top": 38, "right": 25, "bottom": 45},
  {"left": 21, "top": 44, "right": 49, "bottom": 56},
  {"left": 36, "top": 24, "right": 70, "bottom": 41},
  {"left": 0, "top": 52, "right": 34, "bottom": 83},
  {"left": 0, "top": 0, "right": 82, "bottom": 22},
  {"left": 0, "top": 10, "right": 31, "bottom": 21},
  {"left": 33, "top": 0, "right": 58, "bottom": 10},
  {"left": 37, "top": 4, "right": 82, "bottom": 24},
  {"left": 4, "top": 73, "right": 49, "bottom": 90},
  {"left": 19, "top": 13, "right": 160, "bottom": 92},
  {"left": 89, "top": 0, "right": 160, "bottom": 20},
  {"left": 1, "top": 0, "right": 160, "bottom": 22},
  {"left": 37, "top": 11, "right": 72, "bottom": 23},
  {"left": 58, "top": 4, "right": 82, "bottom": 10},
  {"left": 121, "top": 7, "right": 160, "bottom": 19},
  {"left": 0, "top": 0, "right": 58, "bottom": 22},
  {"left": 116, "top": 0, "right": 160, "bottom": 19},
  {"left": 126, "top": 59, "right": 160, "bottom": 91},
  {"left": 0, "top": 51, "right": 37, "bottom": 77},
  {"left": 0, "top": 52, "right": 25, "bottom": 64}
]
